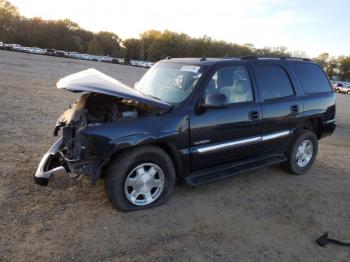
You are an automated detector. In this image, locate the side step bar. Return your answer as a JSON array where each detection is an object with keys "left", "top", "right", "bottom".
[{"left": 184, "top": 154, "right": 287, "bottom": 186}]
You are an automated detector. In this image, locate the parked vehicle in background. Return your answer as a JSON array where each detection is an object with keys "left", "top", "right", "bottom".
[
  {"left": 80, "top": 54, "right": 91, "bottom": 60},
  {"left": 111, "top": 58, "right": 120, "bottom": 64},
  {"left": 0, "top": 41, "right": 152, "bottom": 69},
  {"left": 34, "top": 56, "right": 336, "bottom": 211},
  {"left": 64, "top": 52, "right": 74, "bottom": 58},
  {"left": 89, "top": 55, "right": 101, "bottom": 62},
  {"left": 30, "top": 47, "right": 46, "bottom": 55},
  {"left": 123, "top": 57, "right": 131, "bottom": 65},
  {"left": 101, "top": 56, "right": 113, "bottom": 63},
  {"left": 4, "top": 43, "right": 21, "bottom": 51},
  {"left": 20, "top": 47, "right": 31, "bottom": 53},
  {"left": 333, "top": 82, "right": 350, "bottom": 94},
  {"left": 46, "top": 49, "right": 55, "bottom": 56},
  {"left": 69, "top": 52, "right": 81, "bottom": 59},
  {"left": 54, "top": 51, "right": 65, "bottom": 57}
]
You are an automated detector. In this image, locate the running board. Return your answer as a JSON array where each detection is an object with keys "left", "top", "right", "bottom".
[{"left": 184, "top": 154, "right": 287, "bottom": 186}]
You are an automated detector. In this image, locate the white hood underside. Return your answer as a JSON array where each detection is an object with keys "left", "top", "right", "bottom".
[{"left": 56, "top": 68, "right": 171, "bottom": 109}]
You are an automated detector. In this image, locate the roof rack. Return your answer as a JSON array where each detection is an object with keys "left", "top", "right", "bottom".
[
  {"left": 240, "top": 56, "right": 257, "bottom": 60},
  {"left": 240, "top": 56, "right": 311, "bottom": 61}
]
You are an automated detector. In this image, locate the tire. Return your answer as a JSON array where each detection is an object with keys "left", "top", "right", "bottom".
[
  {"left": 335, "top": 89, "right": 340, "bottom": 93},
  {"left": 105, "top": 145, "right": 176, "bottom": 211},
  {"left": 347, "top": 91, "right": 350, "bottom": 95},
  {"left": 282, "top": 129, "right": 318, "bottom": 175}
]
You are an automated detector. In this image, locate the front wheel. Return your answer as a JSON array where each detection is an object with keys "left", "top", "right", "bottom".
[
  {"left": 347, "top": 91, "right": 350, "bottom": 95},
  {"left": 282, "top": 130, "right": 318, "bottom": 175},
  {"left": 105, "top": 145, "right": 175, "bottom": 211}
]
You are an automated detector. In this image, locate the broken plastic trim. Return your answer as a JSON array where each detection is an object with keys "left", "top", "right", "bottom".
[{"left": 34, "top": 137, "right": 68, "bottom": 186}]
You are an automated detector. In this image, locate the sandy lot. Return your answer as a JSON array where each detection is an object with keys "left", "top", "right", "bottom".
[{"left": 0, "top": 50, "right": 350, "bottom": 261}]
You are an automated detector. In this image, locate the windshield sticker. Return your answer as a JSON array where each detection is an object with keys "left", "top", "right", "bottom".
[{"left": 180, "top": 65, "right": 200, "bottom": 73}]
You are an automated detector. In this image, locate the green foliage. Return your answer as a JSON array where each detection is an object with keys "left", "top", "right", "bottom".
[
  {"left": 1, "top": 0, "right": 349, "bottom": 81},
  {"left": 122, "top": 31, "right": 255, "bottom": 61},
  {"left": 0, "top": 1, "right": 122, "bottom": 55},
  {"left": 310, "top": 53, "right": 350, "bottom": 81},
  {"left": 338, "top": 56, "right": 350, "bottom": 81},
  {"left": 87, "top": 37, "right": 103, "bottom": 55}
]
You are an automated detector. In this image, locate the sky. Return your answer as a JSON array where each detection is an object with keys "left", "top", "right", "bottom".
[{"left": 9, "top": 0, "right": 350, "bottom": 57}]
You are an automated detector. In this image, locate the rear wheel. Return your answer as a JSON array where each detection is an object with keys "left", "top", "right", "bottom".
[
  {"left": 347, "top": 90, "right": 350, "bottom": 95},
  {"left": 105, "top": 145, "right": 175, "bottom": 211},
  {"left": 282, "top": 130, "right": 318, "bottom": 175}
]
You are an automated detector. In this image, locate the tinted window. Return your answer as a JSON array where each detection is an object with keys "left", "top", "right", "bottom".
[
  {"left": 255, "top": 65, "right": 294, "bottom": 100},
  {"left": 205, "top": 66, "right": 254, "bottom": 104},
  {"left": 292, "top": 63, "right": 332, "bottom": 93}
]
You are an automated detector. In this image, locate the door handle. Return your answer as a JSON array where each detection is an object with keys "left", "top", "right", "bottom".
[
  {"left": 290, "top": 105, "right": 299, "bottom": 113},
  {"left": 248, "top": 111, "right": 260, "bottom": 120}
]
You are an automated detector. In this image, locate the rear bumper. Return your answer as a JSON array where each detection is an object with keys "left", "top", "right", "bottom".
[{"left": 34, "top": 137, "right": 68, "bottom": 186}]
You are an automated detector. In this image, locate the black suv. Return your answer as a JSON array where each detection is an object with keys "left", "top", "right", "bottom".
[{"left": 34, "top": 57, "right": 336, "bottom": 211}]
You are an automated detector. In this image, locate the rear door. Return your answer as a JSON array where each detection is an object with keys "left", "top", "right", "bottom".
[{"left": 252, "top": 62, "right": 302, "bottom": 154}]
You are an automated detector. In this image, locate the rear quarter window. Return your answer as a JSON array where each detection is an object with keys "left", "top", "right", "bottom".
[
  {"left": 255, "top": 65, "right": 295, "bottom": 100},
  {"left": 292, "top": 62, "right": 332, "bottom": 94}
]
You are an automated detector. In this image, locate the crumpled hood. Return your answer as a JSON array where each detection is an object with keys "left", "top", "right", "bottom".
[{"left": 56, "top": 68, "right": 171, "bottom": 110}]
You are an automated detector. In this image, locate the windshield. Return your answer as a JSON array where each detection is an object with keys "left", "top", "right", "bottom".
[{"left": 135, "top": 62, "right": 205, "bottom": 104}]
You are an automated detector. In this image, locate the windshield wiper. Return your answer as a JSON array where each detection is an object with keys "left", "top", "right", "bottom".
[{"left": 139, "top": 91, "right": 162, "bottom": 101}]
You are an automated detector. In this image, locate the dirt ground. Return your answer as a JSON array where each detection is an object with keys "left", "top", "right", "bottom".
[{"left": 0, "top": 50, "right": 349, "bottom": 262}]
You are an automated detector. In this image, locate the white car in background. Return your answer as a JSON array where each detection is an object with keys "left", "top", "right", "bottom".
[
  {"left": 19, "top": 46, "right": 31, "bottom": 53},
  {"left": 6, "top": 44, "right": 21, "bottom": 51},
  {"left": 101, "top": 56, "right": 113, "bottom": 63},
  {"left": 333, "top": 82, "right": 350, "bottom": 95},
  {"left": 30, "top": 47, "right": 46, "bottom": 55},
  {"left": 69, "top": 52, "right": 81, "bottom": 59},
  {"left": 88, "top": 55, "right": 101, "bottom": 61},
  {"left": 80, "top": 54, "right": 91, "bottom": 60}
]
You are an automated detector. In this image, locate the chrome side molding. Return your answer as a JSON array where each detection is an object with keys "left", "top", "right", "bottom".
[
  {"left": 262, "top": 130, "right": 290, "bottom": 141},
  {"left": 196, "top": 130, "right": 291, "bottom": 154},
  {"left": 197, "top": 136, "right": 261, "bottom": 153}
]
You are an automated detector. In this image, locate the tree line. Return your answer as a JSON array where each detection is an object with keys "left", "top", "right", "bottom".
[{"left": 1, "top": 0, "right": 349, "bottom": 80}]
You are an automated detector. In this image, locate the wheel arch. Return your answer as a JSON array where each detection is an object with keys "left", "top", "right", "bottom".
[
  {"left": 101, "top": 141, "right": 182, "bottom": 180},
  {"left": 299, "top": 117, "right": 323, "bottom": 139}
]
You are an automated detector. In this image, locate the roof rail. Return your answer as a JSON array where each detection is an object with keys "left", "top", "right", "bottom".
[
  {"left": 241, "top": 56, "right": 257, "bottom": 60},
  {"left": 239, "top": 56, "right": 311, "bottom": 61}
]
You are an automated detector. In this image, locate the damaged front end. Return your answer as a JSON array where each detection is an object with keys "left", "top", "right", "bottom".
[
  {"left": 34, "top": 69, "right": 171, "bottom": 187},
  {"left": 34, "top": 137, "right": 68, "bottom": 186}
]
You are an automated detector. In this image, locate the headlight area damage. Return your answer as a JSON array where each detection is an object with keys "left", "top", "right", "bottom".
[{"left": 34, "top": 68, "right": 171, "bottom": 187}]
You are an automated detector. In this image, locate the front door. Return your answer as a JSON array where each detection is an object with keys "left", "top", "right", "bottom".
[{"left": 189, "top": 64, "right": 262, "bottom": 171}]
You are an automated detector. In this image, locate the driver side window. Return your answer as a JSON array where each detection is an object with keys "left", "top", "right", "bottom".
[{"left": 205, "top": 66, "right": 254, "bottom": 104}]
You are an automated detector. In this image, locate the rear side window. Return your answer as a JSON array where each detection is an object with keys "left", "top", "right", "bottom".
[
  {"left": 255, "top": 65, "right": 294, "bottom": 100},
  {"left": 292, "top": 63, "right": 332, "bottom": 94}
]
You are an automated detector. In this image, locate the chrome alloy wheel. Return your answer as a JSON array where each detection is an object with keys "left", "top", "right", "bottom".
[
  {"left": 296, "top": 139, "right": 313, "bottom": 167},
  {"left": 124, "top": 163, "right": 165, "bottom": 206}
]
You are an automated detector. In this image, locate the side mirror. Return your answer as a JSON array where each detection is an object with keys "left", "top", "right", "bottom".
[{"left": 202, "top": 93, "right": 228, "bottom": 108}]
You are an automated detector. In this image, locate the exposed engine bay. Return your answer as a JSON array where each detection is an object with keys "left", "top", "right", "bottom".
[
  {"left": 54, "top": 93, "right": 157, "bottom": 134},
  {"left": 50, "top": 93, "right": 159, "bottom": 180}
]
